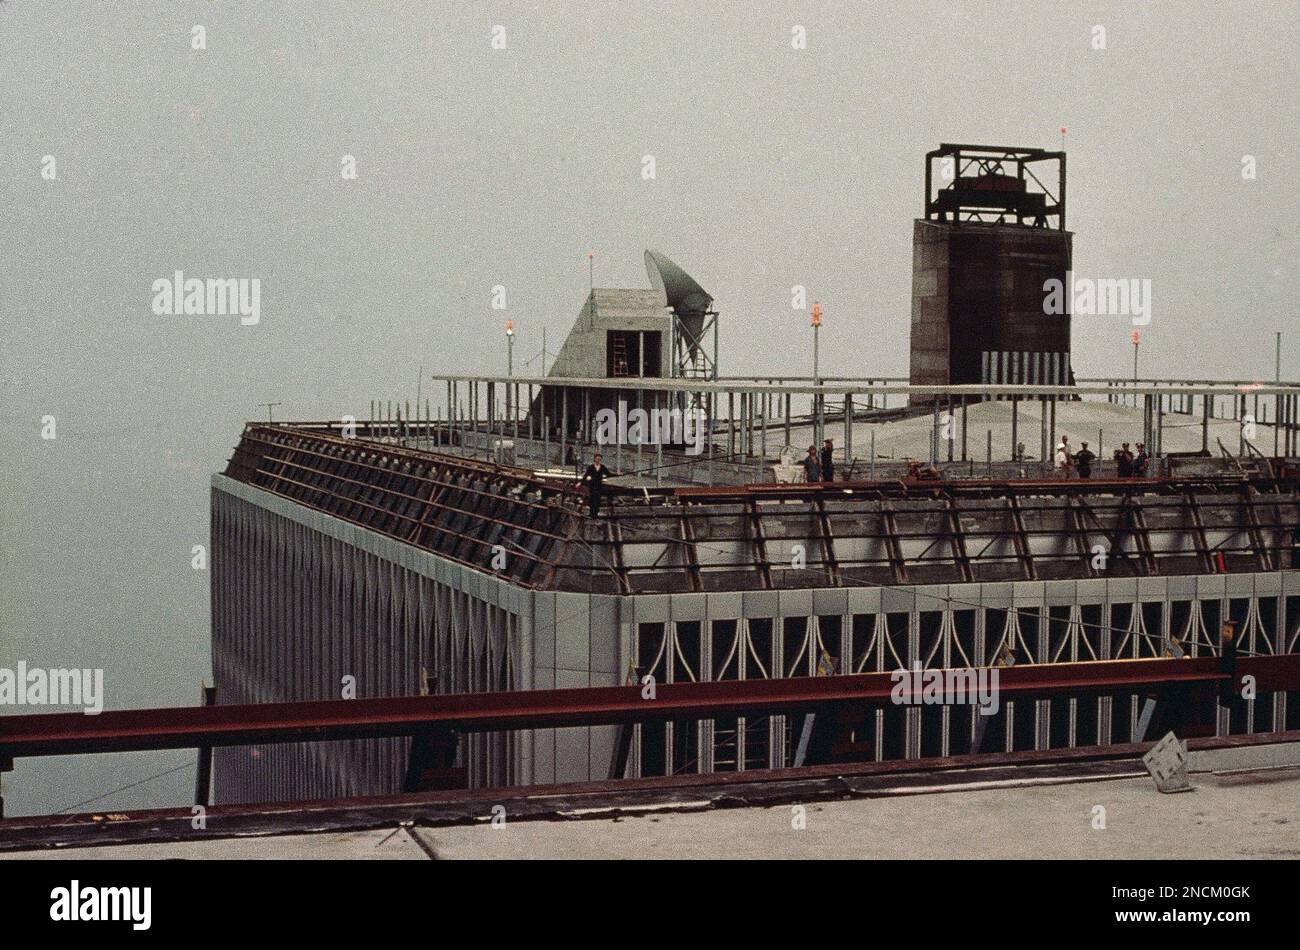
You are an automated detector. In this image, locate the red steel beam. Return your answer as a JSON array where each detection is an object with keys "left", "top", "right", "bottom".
[
  {"left": 666, "top": 472, "right": 1299, "bottom": 502},
  {"left": 4, "top": 656, "right": 1295, "bottom": 762}
]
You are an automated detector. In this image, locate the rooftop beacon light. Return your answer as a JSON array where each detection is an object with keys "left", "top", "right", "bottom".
[
  {"left": 811, "top": 300, "right": 824, "bottom": 443},
  {"left": 505, "top": 319, "right": 515, "bottom": 379}
]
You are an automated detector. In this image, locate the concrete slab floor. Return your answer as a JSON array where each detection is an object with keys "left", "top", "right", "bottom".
[
  {"left": 777, "top": 399, "right": 1282, "bottom": 464},
  {"left": 3, "top": 827, "right": 433, "bottom": 861},
  {"left": 5, "top": 768, "right": 1296, "bottom": 860},
  {"left": 417, "top": 768, "right": 1300, "bottom": 860}
]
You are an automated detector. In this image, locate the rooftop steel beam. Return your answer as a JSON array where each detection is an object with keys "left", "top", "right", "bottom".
[
  {"left": 426, "top": 375, "right": 1300, "bottom": 399},
  {"left": 7, "top": 656, "right": 1297, "bottom": 762},
  {"left": 222, "top": 426, "right": 1300, "bottom": 593}
]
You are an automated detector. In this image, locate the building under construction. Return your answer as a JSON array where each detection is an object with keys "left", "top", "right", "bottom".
[{"left": 199, "top": 144, "right": 1300, "bottom": 805}]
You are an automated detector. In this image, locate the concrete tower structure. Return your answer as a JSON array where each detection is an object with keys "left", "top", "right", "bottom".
[{"left": 910, "top": 144, "right": 1073, "bottom": 400}]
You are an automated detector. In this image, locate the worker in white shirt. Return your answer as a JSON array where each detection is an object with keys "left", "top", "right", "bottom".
[{"left": 1054, "top": 436, "right": 1074, "bottom": 478}]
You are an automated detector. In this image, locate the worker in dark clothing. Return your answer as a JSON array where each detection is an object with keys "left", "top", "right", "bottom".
[
  {"left": 1074, "top": 441, "right": 1096, "bottom": 479},
  {"left": 1134, "top": 442, "right": 1150, "bottom": 477},
  {"left": 800, "top": 445, "right": 821, "bottom": 483},
  {"left": 1115, "top": 442, "right": 1134, "bottom": 477},
  {"left": 580, "top": 453, "right": 609, "bottom": 517},
  {"left": 820, "top": 439, "right": 835, "bottom": 483}
]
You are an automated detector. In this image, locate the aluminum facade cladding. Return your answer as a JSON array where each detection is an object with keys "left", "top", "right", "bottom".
[{"left": 210, "top": 475, "right": 630, "bottom": 800}]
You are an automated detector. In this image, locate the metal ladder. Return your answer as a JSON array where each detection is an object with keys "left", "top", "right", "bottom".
[{"left": 611, "top": 334, "right": 629, "bottom": 376}]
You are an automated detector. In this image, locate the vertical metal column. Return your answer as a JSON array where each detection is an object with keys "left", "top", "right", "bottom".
[
  {"left": 656, "top": 390, "right": 663, "bottom": 487},
  {"left": 1237, "top": 392, "right": 1245, "bottom": 456},
  {"left": 1202, "top": 392, "right": 1210, "bottom": 454},
  {"left": 1274, "top": 392, "right": 1284, "bottom": 454},
  {"left": 582, "top": 389, "right": 590, "bottom": 450},
  {"left": 843, "top": 392, "right": 852, "bottom": 466},
  {"left": 728, "top": 391, "right": 735, "bottom": 459},
  {"left": 930, "top": 402, "right": 939, "bottom": 465},
  {"left": 561, "top": 387, "right": 568, "bottom": 467},
  {"left": 750, "top": 391, "right": 757, "bottom": 457},
  {"left": 748, "top": 391, "right": 755, "bottom": 457},
  {"left": 707, "top": 392, "right": 715, "bottom": 486},
  {"left": 1275, "top": 391, "right": 1281, "bottom": 457},
  {"left": 1010, "top": 397, "right": 1019, "bottom": 462},
  {"left": 614, "top": 389, "right": 621, "bottom": 472},
  {"left": 960, "top": 395, "right": 967, "bottom": 462},
  {"left": 1040, "top": 397, "right": 1048, "bottom": 471},
  {"left": 1286, "top": 394, "right": 1293, "bottom": 456},
  {"left": 815, "top": 385, "right": 825, "bottom": 448},
  {"left": 739, "top": 390, "right": 746, "bottom": 458},
  {"left": 1156, "top": 393, "right": 1164, "bottom": 460},
  {"left": 743, "top": 390, "right": 750, "bottom": 457},
  {"left": 1290, "top": 394, "right": 1296, "bottom": 456},
  {"left": 544, "top": 409, "right": 550, "bottom": 467},
  {"left": 1048, "top": 396, "right": 1056, "bottom": 468}
]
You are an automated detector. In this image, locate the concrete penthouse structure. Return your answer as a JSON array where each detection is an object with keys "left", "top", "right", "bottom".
[
  {"left": 547, "top": 288, "right": 670, "bottom": 382},
  {"left": 910, "top": 144, "right": 1074, "bottom": 396},
  {"left": 526, "top": 251, "right": 718, "bottom": 453}
]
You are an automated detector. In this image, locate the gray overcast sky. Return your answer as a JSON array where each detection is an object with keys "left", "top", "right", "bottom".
[{"left": 1, "top": 1, "right": 1295, "bottom": 814}]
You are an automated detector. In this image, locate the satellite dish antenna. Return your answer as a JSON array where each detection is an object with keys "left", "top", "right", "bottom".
[{"left": 645, "top": 250, "right": 716, "bottom": 376}]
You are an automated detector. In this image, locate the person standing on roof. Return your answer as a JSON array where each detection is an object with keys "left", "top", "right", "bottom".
[
  {"left": 580, "top": 453, "right": 609, "bottom": 517},
  {"left": 820, "top": 439, "right": 835, "bottom": 482},
  {"left": 1134, "top": 442, "right": 1150, "bottom": 477},
  {"left": 1115, "top": 442, "right": 1134, "bottom": 477},
  {"left": 1074, "top": 441, "right": 1096, "bottom": 479},
  {"left": 1055, "top": 435, "right": 1073, "bottom": 478},
  {"left": 800, "top": 445, "right": 821, "bottom": 483}
]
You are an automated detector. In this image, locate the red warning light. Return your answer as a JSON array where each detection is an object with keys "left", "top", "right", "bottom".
[{"left": 811, "top": 301, "right": 823, "bottom": 327}]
